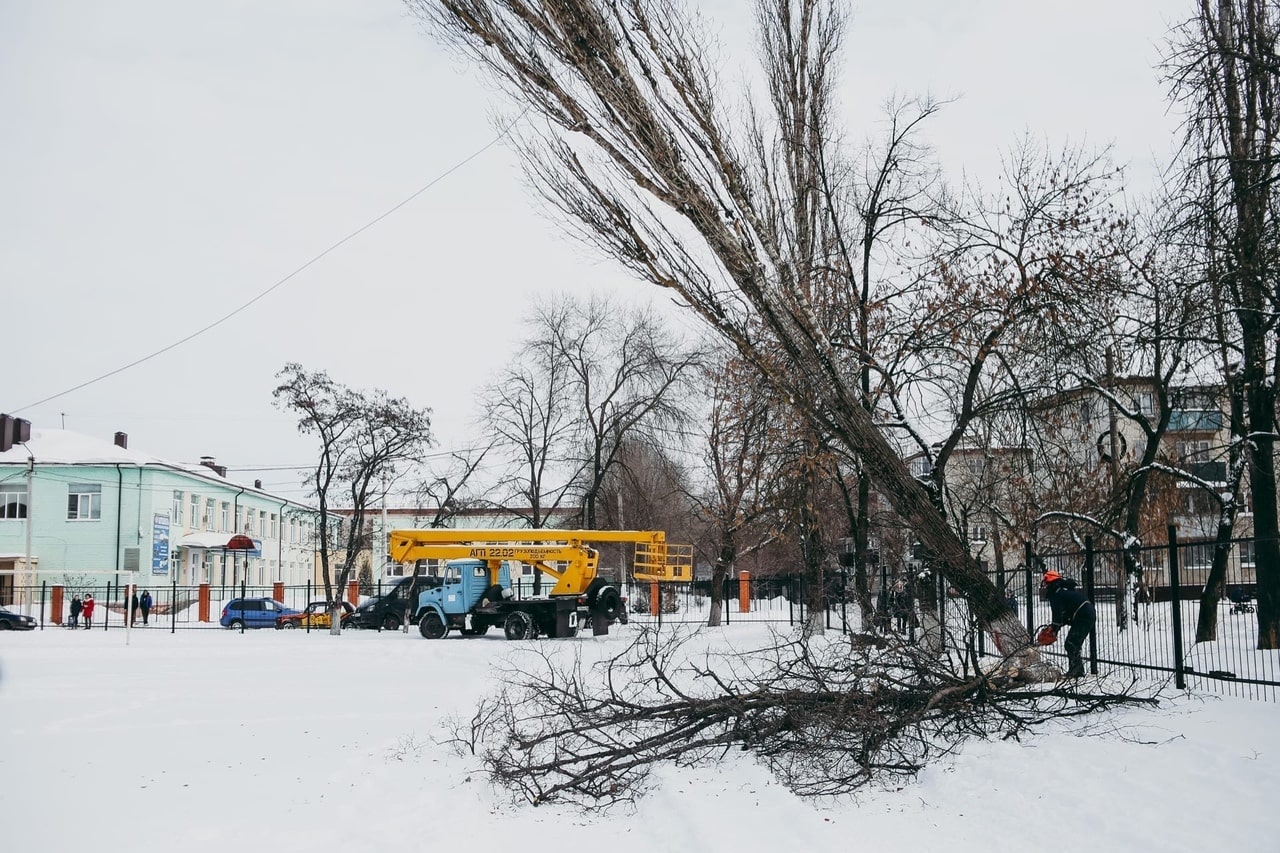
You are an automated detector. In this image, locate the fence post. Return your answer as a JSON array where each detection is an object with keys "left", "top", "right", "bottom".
[
  {"left": 722, "top": 575, "right": 729, "bottom": 624},
  {"left": 738, "top": 571, "right": 750, "bottom": 614},
  {"left": 1168, "top": 525, "right": 1186, "bottom": 690},
  {"left": 937, "top": 568, "right": 946, "bottom": 651},
  {"left": 1024, "top": 542, "right": 1035, "bottom": 637},
  {"left": 650, "top": 581, "right": 660, "bottom": 617},
  {"left": 171, "top": 577, "right": 177, "bottom": 634},
  {"left": 1084, "top": 536, "right": 1097, "bottom": 675},
  {"left": 273, "top": 581, "right": 284, "bottom": 604},
  {"left": 198, "top": 583, "right": 210, "bottom": 622},
  {"left": 51, "top": 583, "right": 62, "bottom": 627},
  {"left": 40, "top": 580, "right": 47, "bottom": 630},
  {"left": 841, "top": 564, "right": 849, "bottom": 635}
]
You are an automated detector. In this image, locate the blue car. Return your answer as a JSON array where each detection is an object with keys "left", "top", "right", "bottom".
[{"left": 220, "top": 597, "right": 299, "bottom": 629}]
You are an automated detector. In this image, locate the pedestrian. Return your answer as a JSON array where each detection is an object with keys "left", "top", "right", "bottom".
[
  {"left": 69, "top": 594, "right": 82, "bottom": 628},
  {"left": 82, "top": 594, "right": 96, "bottom": 630},
  {"left": 889, "top": 579, "right": 912, "bottom": 632},
  {"left": 130, "top": 591, "right": 140, "bottom": 626},
  {"left": 139, "top": 590, "right": 152, "bottom": 626},
  {"left": 1006, "top": 592, "right": 1018, "bottom": 613},
  {"left": 1038, "top": 570, "right": 1095, "bottom": 678}
]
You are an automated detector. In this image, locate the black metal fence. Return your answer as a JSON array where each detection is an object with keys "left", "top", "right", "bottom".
[{"left": 7, "top": 539, "right": 1277, "bottom": 701}]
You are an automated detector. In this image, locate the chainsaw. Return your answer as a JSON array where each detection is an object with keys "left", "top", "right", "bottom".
[{"left": 1034, "top": 623, "right": 1059, "bottom": 646}]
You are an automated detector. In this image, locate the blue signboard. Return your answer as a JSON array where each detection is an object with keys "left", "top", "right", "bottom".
[{"left": 152, "top": 513, "right": 170, "bottom": 574}]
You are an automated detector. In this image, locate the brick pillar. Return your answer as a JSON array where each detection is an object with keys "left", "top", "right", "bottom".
[
  {"left": 650, "top": 582, "right": 660, "bottom": 616},
  {"left": 272, "top": 582, "right": 284, "bottom": 604},
  {"left": 198, "top": 583, "right": 210, "bottom": 622},
  {"left": 347, "top": 579, "right": 359, "bottom": 606},
  {"left": 52, "top": 585, "right": 64, "bottom": 626},
  {"left": 738, "top": 571, "right": 750, "bottom": 613}
]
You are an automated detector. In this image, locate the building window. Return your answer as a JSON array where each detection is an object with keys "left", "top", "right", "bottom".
[
  {"left": 258, "top": 510, "right": 266, "bottom": 537},
  {"left": 67, "top": 483, "right": 102, "bottom": 520},
  {"left": 967, "top": 457, "right": 986, "bottom": 476},
  {"left": 172, "top": 491, "right": 184, "bottom": 526},
  {"left": 270, "top": 513, "right": 278, "bottom": 539},
  {"left": 204, "top": 498, "right": 215, "bottom": 531},
  {"left": 1132, "top": 391, "right": 1154, "bottom": 416},
  {"left": 220, "top": 502, "right": 231, "bottom": 532},
  {"left": 1177, "top": 440, "right": 1211, "bottom": 461},
  {"left": 189, "top": 495, "right": 199, "bottom": 530},
  {"left": 0, "top": 487, "right": 27, "bottom": 519}
]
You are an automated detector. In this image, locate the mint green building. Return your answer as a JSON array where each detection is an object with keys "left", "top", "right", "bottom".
[{"left": 0, "top": 428, "right": 317, "bottom": 605}]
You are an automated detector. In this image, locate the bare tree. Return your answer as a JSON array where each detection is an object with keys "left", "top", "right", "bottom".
[
  {"left": 273, "top": 363, "right": 433, "bottom": 634},
  {"left": 414, "top": 0, "right": 1036, "bottom": 658},
  {"left": 688, "top": 349, "right": 787, "bottom": 626},
  {"left": 479, "top": 351, "right": 580, "bottom": 531},
  {"left": 1165, "top": 0, "right": 1280, "bottom": 648},
  {"left": 536, "top": 294, "right": 702, "bottom": 529}
]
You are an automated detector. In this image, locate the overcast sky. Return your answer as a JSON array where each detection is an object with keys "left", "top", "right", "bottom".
[{"left": 2, "top": 0, "right": 1188, "bottom": 502}]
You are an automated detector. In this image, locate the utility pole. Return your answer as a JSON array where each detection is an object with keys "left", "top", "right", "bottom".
[
  {"left": 24, "top": 450, "right": 34, "bottom": 615},
  {"left": 381, "top": 471, "right": 389, "bottom": 577}
]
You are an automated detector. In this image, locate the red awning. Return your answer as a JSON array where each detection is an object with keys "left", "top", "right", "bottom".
[{"left": 224, "top": 534, "right": 256, "bottom": 551}]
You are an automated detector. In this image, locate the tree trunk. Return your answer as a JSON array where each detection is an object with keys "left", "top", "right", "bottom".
[{"left": 707, "top": 539, "right": 734, "bottom": 628}]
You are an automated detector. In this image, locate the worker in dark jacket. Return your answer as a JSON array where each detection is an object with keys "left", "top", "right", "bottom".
[{"left": 1039, "top": 570, "right": 1095, "bottom": 678}]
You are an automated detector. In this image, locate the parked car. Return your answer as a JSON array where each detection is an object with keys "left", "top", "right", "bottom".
[
  {"left": 220, "top": 598, "right": 299, "bottom": 629},
  {"left": 0, "top": 606, "right": 37, "bottom": 630},
  {"left": 348, "top": 576, "right": 442, "bottom": 630},
  {"left": 276, "top": 600, "right": 354, "bottom": 630}
]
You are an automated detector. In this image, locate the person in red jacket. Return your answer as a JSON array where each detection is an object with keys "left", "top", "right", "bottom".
[{"left": 82, "top": 594, "right": 96, "bottom": 629}]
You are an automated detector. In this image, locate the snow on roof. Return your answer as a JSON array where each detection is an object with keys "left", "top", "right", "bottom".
[
  {"left": 0, "top": 428, "right": 232, "bottom": 484},
  {"left": 0, "top": 428, "right": 312, "bottom": 508}
]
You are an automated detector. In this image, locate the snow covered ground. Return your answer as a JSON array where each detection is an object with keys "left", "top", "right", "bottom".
[{"left": 1, "top": 623, "right": 1276, "bottom": 853}]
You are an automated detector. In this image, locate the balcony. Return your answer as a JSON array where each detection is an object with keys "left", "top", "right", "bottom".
[
  {"left": 1186, "top": 460, "right": 1227, "bottom": 484},
  {"left": 1168, "top": 409, "right": 1224, "bottom": 432}
]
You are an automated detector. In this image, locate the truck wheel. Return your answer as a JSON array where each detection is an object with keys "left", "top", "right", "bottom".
[
  {"left": 382, "top": 614, "right": 401, "bottom": 631},
  {"left": 419, "top": 612, "right": 448, "bottom": 639},
  {"left": 504, "top": 611, "right": 533, "bottom": 641},
  {"left": 596, "top": 586, "right": 623, "bottom": 621}
]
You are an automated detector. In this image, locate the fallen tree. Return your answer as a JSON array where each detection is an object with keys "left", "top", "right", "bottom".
[{"left": 443, "top": 626, "right": 1158, "bottom": 808}]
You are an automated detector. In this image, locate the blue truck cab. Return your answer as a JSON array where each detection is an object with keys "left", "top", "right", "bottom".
[{"left": 415, "top": 558, "right": 583, "bottom": 641}]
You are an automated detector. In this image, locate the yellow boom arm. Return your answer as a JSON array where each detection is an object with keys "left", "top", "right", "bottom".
[{"left": 387, "top": 529, "right": 693, "bottom": 596}]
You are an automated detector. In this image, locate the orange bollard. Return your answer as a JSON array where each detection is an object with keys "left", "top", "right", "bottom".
[
  {"left": 347, "top": 580, "right": 359, "bottom": 606},
  {"left": 272, "top": 581, "right": 284, "bottom": 603},
  {"left": 198, "top": 583, "right": 210, "bottom": 622},
  {"left": 650, "top": 582, "right": 660, "bottom": 616},
  {"left": 52, "top": 585, "right": 64, "bottom": 625},
  {"left": 738, "top": 571, "right": 750, "bottom": 613}
]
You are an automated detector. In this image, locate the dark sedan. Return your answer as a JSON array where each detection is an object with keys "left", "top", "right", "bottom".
[{"left": 0, "top": 606, "right": 38, "bottom": 630}]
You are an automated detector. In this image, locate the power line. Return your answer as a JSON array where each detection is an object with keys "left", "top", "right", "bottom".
[{"left": 15, "top": 109, "right": 529, "bottom": 414}]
